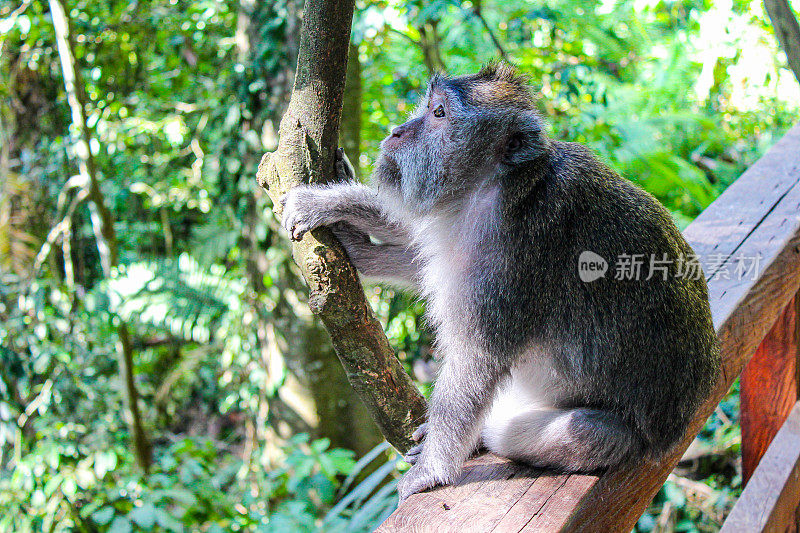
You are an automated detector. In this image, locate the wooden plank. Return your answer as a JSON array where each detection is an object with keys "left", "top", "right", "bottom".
[
  {"left": 381, "top": 454, "right": 540, "bottom": 532},
  {"left": 741, "top": 295, "right": 800, "bottom": 483},
  {"left": 683, "top": 123, "right": 800, "bottom": 278},
  {"left": 490, "top": 474, "right": 572, "bottom": 532},
  {"left": 721, "top": 402, "right": 800, "bottom": 532},
  {"left": 519, "top": 475, "right": 597, "bottom": 532},
  {"left": 380, "top": 122, "right": 800, "bottom": 532}
]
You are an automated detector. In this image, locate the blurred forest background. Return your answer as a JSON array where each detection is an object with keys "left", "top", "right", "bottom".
[{"left": 1, "top": 0, "right": 799, "bottom": 531}]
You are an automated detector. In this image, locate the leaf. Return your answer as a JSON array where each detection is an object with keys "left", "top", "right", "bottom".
[
  {"left": 128, "top": 503, "right": 157, "bottom": 529},
  {"left": 92, "top": 506, "right": 115, "bottom": 526},
  {"left": 324, "top": 459, "right": 399, "bottom": 522},
  {"left": 664, "top": 480, "right": 687, "bottom": 507},
  {"left": 155, "top": 508, "right": 185, "bottom": 533},
  {"left": 338, "top": 442, "right": 390, "bottom": 495},
  {"left": 94, "top": 451, "right": 117, "bottom": 479},
  {"left": 344, "top": 478, "right": 399, "bottom": 529},
  {"left": 637, "top": 512, "right": 657, "bottom": 532},
  {"left": 318, "top": 454, "right": 336, "bottom": 479},
  {"left": 108, "top": 516, "right": 133, "bottom": 533},
  {"left": 310, "top": 438, "right": 330, "bottom": 454}
]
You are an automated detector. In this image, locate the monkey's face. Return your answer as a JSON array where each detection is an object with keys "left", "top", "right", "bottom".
[
  {"left": 374, "top": 90, "right": 453, "bottom": 215},
  {"left": 374, "top": 64, "right": 548, "bottom": 216}
]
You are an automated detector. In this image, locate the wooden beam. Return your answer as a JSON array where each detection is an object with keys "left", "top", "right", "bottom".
[
  {"left": 741, "top": 295, "right": 800, "bottom": 483},
  {"left": 379, "top": 122, "right": 800, "bottom": 532},
  {"left": 721, "top": 402, "right": 800, "bottom": 532}
]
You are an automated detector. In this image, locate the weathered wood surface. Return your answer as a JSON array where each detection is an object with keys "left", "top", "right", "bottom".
[
  {"left": 740, "top": 295, "right": 799, "bottom": 483},
  {"left": 720, "top": 401, "right": 800, "bottom": 533},
  {"left": 379, "top": 122, "right": 800, "bottom": 532}
]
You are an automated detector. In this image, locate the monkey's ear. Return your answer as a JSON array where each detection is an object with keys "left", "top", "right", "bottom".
[{"left": 503, "top": 116, "right": 548, "bottom": 166}]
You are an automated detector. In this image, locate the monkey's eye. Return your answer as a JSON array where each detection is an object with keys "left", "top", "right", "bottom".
[
  {"left": 432, "top": 105, "right": 445, "bottom": 118},
  {"left": 507, "top": 134, "right": 523, "bottom": 152}
]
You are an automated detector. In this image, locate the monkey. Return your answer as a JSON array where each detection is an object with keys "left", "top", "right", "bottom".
[{"left": 279, "top": 63, "right": 720, "bottom": 502}]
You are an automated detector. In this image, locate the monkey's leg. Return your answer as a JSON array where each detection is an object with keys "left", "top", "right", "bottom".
[
  {"left": 281, "top": 183, "right": 410, "bottom": 244},
  {"left": 397, "top": 346, "right": 507, "bottom": 500},
  {"left": 329, "top": 223, "right": 422, "bottom": 287},
  {"left": 482, "top": 407, "right": 644, "bottom": 472}
]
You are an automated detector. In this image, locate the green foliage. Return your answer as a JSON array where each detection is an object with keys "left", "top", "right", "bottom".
[
  {"left": 358, "top": 0, "right": 799, "bottom": 223},
  {"left": 0, "top": 433, "right": 377, "bottom": 532},
  {"left": 637, "top": 383, "right": 742, "bottom": 531}
]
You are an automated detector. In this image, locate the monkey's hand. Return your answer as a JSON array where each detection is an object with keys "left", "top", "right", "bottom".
[
  {"left": 335, "top": 147, "right": 356, "bottom": 181},
  {"left": 397, "top": 462, "right": 442, "bottom": 502},
  {"left": 279, "top": 148, "right": 354, "bottom": 241},
  {"left": 280, "top": 185, "right": 331, "bottom": 241}
]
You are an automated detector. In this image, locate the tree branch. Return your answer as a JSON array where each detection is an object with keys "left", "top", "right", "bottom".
[
  {"left": 764, "top": 0, "right": 800, "bottom": 85},
  {"left": 387, "top": 27, "right": 421, "bottom": 46},
  {"left": 256, "top": 0, "right": 427, "bottom": 453},
  {"left": 468, "top": 5, "right": 508, "bottom": 61}
]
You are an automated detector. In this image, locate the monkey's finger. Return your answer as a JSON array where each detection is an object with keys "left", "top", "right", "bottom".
[
  {"left": 403, "top": 444, "right": 424, "bottom": 464},
  {"left": 404, "top": 444, "right": 423, "bottom": 457},
  {"left": 412, "top": 422, "right": 429, "bottom": 442},
  {"left": 291, "top": 226, "right": 307, "bottom": 241},
  {"left": 280, "top": 207, "right": 293, "bottom": 234}
]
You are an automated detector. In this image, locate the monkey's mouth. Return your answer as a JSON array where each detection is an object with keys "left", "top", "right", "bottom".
[{"left": 374, "top": 152, "right": 402, "bottom": 189}]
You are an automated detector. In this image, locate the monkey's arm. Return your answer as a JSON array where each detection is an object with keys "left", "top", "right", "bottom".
[
  {"left": 281, "top": 182, "right": 411, "bottom": 245},
  {"left": 329, "top": 222, "right": 422, "bottom": 288}
]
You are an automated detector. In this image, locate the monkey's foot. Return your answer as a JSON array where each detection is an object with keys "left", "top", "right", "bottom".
[
  {"left": 403, "top": 422, "right": 428, "bottom": 465},
  {"left": 402, "top": 422, "right": 429, "bottom": 464},
  {"left": 397, "top": 463, "right": 442, "bottom": 501},
  {"left": 403, "top": 443, "right": 423, "bottom": 465}
]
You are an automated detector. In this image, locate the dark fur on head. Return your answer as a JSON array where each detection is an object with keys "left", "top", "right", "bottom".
[{"left": 432, "top": 62, "right": 536, "bottom": 110}]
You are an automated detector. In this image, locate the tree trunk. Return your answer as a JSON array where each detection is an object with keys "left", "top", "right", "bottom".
[
  {"left": 419, "top": 21, "right": 446, "bottom": 74},
  {"left": 256, "top": 0, "right": 427, "bottom": 453},
  {"left": 764, "top": 0, "right": 800, "bottom": 85},
  {"left": 296, "top": 322, "right": 383, "bottom": 455},
  {"left": 49, "top": 0, "right": 152, "bottom": 472},
  {"left": 235, "top": 0, "right": 382, "bottom": 455}
]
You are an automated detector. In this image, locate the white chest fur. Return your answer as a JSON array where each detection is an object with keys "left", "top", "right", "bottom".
[{"left": 413, "top": 183, "right": 501, "bottom": 340}]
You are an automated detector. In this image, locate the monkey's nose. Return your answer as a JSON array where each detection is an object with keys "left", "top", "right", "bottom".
[{"left": 390, "top": 125, "right": 406, "bottom": 138}]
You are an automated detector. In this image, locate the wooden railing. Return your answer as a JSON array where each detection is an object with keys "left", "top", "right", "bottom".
[{"left": 379, "top": 123, "right": 800, "bottom": 532}]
